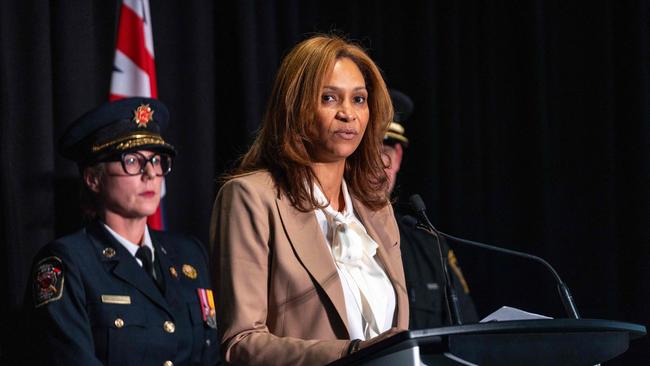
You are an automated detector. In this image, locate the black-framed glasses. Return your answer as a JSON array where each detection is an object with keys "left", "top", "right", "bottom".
[{"left": 118, "top": 152, "right": 173, "bottom": 176}]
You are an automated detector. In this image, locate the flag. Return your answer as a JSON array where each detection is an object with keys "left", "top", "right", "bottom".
[{"left": 110, "top": 0, "right": 166, "bottom": 230}]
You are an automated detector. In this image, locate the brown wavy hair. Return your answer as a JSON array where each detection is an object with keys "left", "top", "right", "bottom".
[{"left": 231, "top": 34, "right": 392, "bottom": 212}]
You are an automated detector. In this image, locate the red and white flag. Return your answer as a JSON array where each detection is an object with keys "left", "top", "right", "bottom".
[{"left": 110, "top": 0, "right": 166, "bottom": 230}]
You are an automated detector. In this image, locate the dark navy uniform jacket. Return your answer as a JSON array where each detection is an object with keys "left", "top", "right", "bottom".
[
  {"left": 397, "top": 212, "right": 479, "bottom": 329},
  {"left": 25, "top": 221, "right": 220, "bottom": 366}
]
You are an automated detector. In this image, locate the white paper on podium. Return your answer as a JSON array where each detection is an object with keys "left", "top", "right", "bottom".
[
  {"left": 480, "top": 305, "right": 553, "bottom": 323},
  {"left": 477, "top": 307, "right": 601, "bottom": 366},
  {"left": 423, "top": 307, "right": 555, "bottom": 366}
]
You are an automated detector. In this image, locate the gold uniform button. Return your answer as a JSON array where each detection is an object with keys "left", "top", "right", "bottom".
[
  {"left": 114, "top": 318, "right": 124, "bottom": 328},
  {"left": 163, "top": 361, "right": 173, "bottom": 366},
  {"left": 163, "top": 321, "right": 175, "bottom": 333}
]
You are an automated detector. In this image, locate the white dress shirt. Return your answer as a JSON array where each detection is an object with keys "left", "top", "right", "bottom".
[
  {"left": 313, "top": 180, "right": 396, "bottom": 341},
  {"left": 103, "top": 223, "right": 155, "bottom": 267}
]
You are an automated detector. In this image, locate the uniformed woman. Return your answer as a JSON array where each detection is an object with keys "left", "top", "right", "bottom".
[{"left": 25, "top": 98, "right": 219, "bottom": 366}]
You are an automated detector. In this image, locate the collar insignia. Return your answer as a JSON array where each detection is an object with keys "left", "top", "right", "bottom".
[{"left": 102, "top": 248, "right": 116, "bottom": 258}]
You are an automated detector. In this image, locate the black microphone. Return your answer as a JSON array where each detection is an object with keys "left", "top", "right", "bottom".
[
  {"left": 399, "top": 215, "right": 419, "bottom": 228},
  {"left": 408, "top": 195, "right": 464, "bottom": 325},
  {"left": 408, "top": 194, "right": 580, "bottom": 319}
]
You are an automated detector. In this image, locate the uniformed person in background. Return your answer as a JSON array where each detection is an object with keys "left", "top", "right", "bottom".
[
  {"left": 383, "top": 89, "right": 479, "bottom": 329},
  {"left": 24, "top": 98, "right": 220, "bottom": 365}
]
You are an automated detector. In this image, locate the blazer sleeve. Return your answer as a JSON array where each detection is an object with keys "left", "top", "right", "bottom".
[{"left": 211, "top": 177, "right": 350, "bottom": 366}]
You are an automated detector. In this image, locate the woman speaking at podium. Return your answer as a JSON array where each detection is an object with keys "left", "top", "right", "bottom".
[{"left": 211, "top": 35, "right": 409, "bottom": 365}]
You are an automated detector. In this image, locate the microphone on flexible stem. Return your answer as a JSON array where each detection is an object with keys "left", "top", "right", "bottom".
[
  {"left": 408, "top": 194, "right": 581, "bottom": 319},
  {"left": 408, "top": 195, "right": 464, "bottom": 326}
]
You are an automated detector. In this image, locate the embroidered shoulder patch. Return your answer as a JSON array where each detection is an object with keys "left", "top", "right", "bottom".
[{"left": 33, "top": 256, "right": 65, "bottom": 308}]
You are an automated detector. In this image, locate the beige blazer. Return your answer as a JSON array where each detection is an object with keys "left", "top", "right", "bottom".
[{"left": 210, "top": 171, "right": 409, "bottom": 366}]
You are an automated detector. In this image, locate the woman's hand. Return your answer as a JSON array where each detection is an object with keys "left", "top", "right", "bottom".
[{"left": 358, "top": 327, "right": 404, "bottom": 351}]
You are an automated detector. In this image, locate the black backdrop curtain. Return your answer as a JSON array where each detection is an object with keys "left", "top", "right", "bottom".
[{"left": 2, "top": 1, "right": 648, "bottom": 364}]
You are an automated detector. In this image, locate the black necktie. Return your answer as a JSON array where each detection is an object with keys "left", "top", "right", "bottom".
[{"left": 135, "top": 246, "right": 163, "bottom": 290}]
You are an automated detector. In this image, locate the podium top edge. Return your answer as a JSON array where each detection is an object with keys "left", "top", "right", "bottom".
[{"left": 407, "top": 318, "right": 646, "bottom": 340}]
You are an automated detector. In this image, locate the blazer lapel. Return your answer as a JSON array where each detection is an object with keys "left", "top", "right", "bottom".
[
  {"left": 352, "top": 197, "right": 407, "bottom": 326},
  {"left": 275, "top": 196, "right": 350, "bottom": 336},
  {"left": 87, "top": 222, "right": 174, "bottom": 318}
]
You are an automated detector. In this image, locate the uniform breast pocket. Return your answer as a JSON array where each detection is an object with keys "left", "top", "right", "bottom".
[
  {"left": 411, "top": 282, "right": 444, "bottom": 329},
  {"left": 87, "top": 303, "right": 148, "bottom": 366}
]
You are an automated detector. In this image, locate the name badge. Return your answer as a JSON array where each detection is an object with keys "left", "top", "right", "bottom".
[{"left": 101, "top": 295, "right": 131, "bottom": 304}]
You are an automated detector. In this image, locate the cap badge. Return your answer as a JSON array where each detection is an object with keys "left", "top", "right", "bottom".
[
  {"left": 182, "top": 264, "right": 198, "bottom": 279},
  {"left": 133, "top": 104, "right": 154, "bottom": 128}
]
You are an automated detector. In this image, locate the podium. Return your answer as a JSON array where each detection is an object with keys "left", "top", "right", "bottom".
[{"left": 329, "top": 319, "right": 646, "bottom": 366}]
